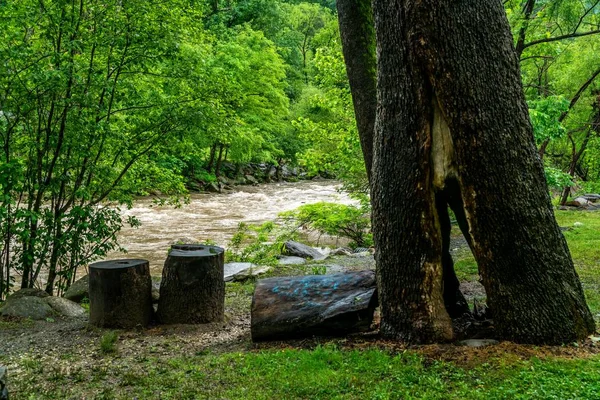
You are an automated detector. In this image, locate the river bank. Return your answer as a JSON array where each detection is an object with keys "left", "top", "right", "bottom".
[{"left": 107, "top": 180, "right": 357, "bottom": 275}]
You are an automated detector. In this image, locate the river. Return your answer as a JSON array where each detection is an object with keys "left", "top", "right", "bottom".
[{"left": 106, "top": 180, "right": 356, "bottom": 274}]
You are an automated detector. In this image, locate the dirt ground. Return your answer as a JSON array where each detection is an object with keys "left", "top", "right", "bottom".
[{"left": 1, "top": 250, "right": 596, "bottom": 378}]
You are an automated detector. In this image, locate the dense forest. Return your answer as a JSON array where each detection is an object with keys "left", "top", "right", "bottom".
[{"left": 1, "top": 0, "right": 599, "bottom": 299}]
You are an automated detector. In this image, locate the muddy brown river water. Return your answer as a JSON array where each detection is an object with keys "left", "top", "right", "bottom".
[{"left": 105, "top": 180, "right": 355, "bottom": 274}]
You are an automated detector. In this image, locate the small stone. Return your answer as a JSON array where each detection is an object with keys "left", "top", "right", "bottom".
[{"left": 457, "top": 339, "right": 499, "bottom": 348}]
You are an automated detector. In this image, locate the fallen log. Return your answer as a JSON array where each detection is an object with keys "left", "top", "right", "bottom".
[
  {"left": 89, "top": 259, "right": 153, "bottom": 329},
  {"left": 251, "top": 270, "right": 377, "bottom": 341},
  {"left": 157, "top": 244, "right": 225, "bottom": 324}
]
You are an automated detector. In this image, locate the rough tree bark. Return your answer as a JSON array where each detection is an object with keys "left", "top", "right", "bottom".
[
  {"left": 89, "top": 259, "right": 153, "bottom": 329},
  {"left": 251, "top": 271, "right": 378, "bottom": 341},
  {"left": 336, "top": 0, "right": 377, "bottom": 182},
  {"left": 157, "top": 244, "right": 224, "bottom": 324},
  {"left": 338, "top": 0, "right": 595, "bottom": 344}
]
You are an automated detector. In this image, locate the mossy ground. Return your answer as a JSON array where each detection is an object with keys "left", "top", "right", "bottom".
[{"left": 1, "top": 210, "right": 599, "bottom": 399}]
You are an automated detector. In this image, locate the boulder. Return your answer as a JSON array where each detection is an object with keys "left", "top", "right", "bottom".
[
  {"left": 46, "top": 297, "right": 87, "bottom": 319},
  {"left": 583, "top": 193, "right": 600, "bottom": 202},
  {"left": 64, "top": 275, "right": 89, "bottom": 303},
  {"left": 218, "top": 176, "right": 234, "bottom": 186},
  {"left": 571, "top": 197, "right": 590, "bottom": 207},
  {"left": 0, "top": 296, "right": 54, "bottom": 320},
  {"left": 245, "top": 175, "right": 259, "bottom": 185},
  {"left": 205, "top": 182, "right": 221, "bottom": 193},
  {"left": 284, "top": 240, "right": 326, "bottom": 260},
  {"left": 7, "top": 288, "right": 49, "bottom": 299}
]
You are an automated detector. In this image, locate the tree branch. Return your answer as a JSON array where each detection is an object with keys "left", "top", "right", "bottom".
[
  {"left": 559, "top": 66, "right": 600, "bottom": 122},
  {"left": 523, "top": 29, "right": 600, "bottom": 50}
]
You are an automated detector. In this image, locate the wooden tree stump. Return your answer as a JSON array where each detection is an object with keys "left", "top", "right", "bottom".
[
  {"left": 89, "top": 259, "right": 153, "bottom": 329},
  {"left": 251, "top": 270, "right": 378, "bottom": 341},
  {"left": 157, "top": 244, "right": 224, "bottom": 324}
]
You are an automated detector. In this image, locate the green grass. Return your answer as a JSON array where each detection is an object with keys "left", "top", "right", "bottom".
[
  {"left": 9, "top": 346, "right": 600, "bottom": 399},
  {"left": 99, "top": 330, "right": 119, "bottom": 354}
]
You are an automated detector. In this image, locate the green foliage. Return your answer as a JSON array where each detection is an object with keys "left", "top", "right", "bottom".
[
  {"left": 528, "top": 96, "right": 569, "bottom": 145},
  {"left": 99, "top": 331, "right": 119, "bottom": 354},
  {"left": 226, "top": 221, "right": 297, "bottom": 265},
  {"left": 544, "top": 165, "right": 574, "bottom": 189},
  {"left": 280, "top": 202, "right": 372, "bottom": 248}
]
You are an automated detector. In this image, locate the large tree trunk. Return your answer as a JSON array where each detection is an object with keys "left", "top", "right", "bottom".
[
  {"left": 340, "top": 0, "right": 595, "bottom": 344},
  {"left": 336, "top": 0, "right": 377, "bottom": 182}
]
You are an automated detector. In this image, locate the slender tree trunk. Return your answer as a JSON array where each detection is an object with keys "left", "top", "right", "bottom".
[
  {"left": 207, "top": 142, "right": 217, "bottom": 173},
  {"left": 336, "top": 0, "right": 377, "bottom": 182},
  {"left": 358, "top": 0, "right": 595, "bottom": 343},
  {"left": 215, "top": 144, "right": 224, "bottom": 177}
]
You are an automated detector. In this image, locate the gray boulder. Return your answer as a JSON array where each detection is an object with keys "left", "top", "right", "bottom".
[
  {"left": 0, "top": 296, "right": 54, "bottom": 320},
  {"left": 8, "top": 288, "right": 49, "bottom": 299},
  {"left": 205, "top": 182, "right": 221, "bottom": 193},
  {"left": 284, "top": 241, "right": 326, "bottom": 260},
  {"left": 46, "top": 297, "right": 86, "bottom": 319},
  {"left": 64, "top": 275, "right": 89, "bottom": 303},
  {"left": 245, "top": 175, "right": 259, "bottom": 185}
]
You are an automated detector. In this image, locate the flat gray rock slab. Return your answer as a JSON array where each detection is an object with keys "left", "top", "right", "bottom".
[
  {"left": 457, "top": 339, "right": 499, "bottom": 348},
  {"left": 224, "top": 262, "right": 255, "bottom": 282},
  {"left": 278, "top": 256, "right": 307, "bottom": 265}
]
